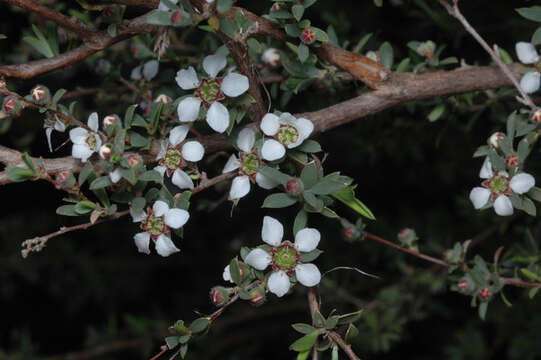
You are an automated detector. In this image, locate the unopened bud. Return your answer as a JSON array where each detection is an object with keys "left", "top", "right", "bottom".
[
  {"left": 99, "top": 145, "right": 112, "bottom": 160},
  {"left": 3, "top": 96, "right": 21, "bottom": 115},
  {"left": 457, "top": 277, "right": 473, "bottom": 294},
  {"left": 171, "top": 10, "right": 182, "bottom": 24},
  {"left": 397, "top": 228, "right": 417, "bottom": 247},
  {"left": 248, "top": 286, "right": 266, "bottom": 307},
  {"left": 0, "top": 78, "right": 6, "bottom": 89},
  {"left": 209, "top": 286, "right": 231, "bottom": 307},
  {"left": 365, "top": 51, "right": 380, "bottom": 63},
  {"left": 488, "top": 132, "right": 505, "bottom": 149},
  {"left": 103, "top": 114, "right": 120, "bottom": 127},
  {"left": 271, "top": 2, "right": 285, "bottom": 11},
  {"left": 56, "top": 170, "right": 75, "bottom": 188},
  {"left": 262, "top": 48, "right": 281, "bottom": 67},
  {"left": 506, "top": 154, "right": 519, "bottom": 167},
  {"left": 478, "top": 287, "right": 492, "bottom": 301},
  {"left": 104, "top": 6, "right": 115, "bottom": 16},
  {"left": 286, "top": 178, "right": 303, "bottom": 196},
  {"left": 531, "top": 108, "right": 541, "bottom": 123},
  {"left": 31, "top": 85, "right": 50, "bottom": 105},
  {"left": 128, "top": 154, "right": 141, "bottom": 167},
  {"left": 300, "top": 29, "right": 316, "bottom": 44},
  {"left": 155, "top": 94, "right": 172, "bottom": 104}
]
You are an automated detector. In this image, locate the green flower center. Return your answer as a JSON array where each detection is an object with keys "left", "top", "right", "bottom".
[
  {"left": 145, "top": 214, "right": 165, "bottom": 236},
  {"left": 241, "top": 154, "right": 259, "bottom": 176},
  {"left": 277, "top": 125, "right": 299, "bottom": 146},
  {"left": 165, "top": 149, "right": 182, "bottom": 169},
  {"left": 489, "top": 174, "right": 509, "bottom": 194},
  {"left": 86, "top": 134, "right": 97, "bottom": 150},
  {"left": 198, "top": 78, "right": 222, "bottom": 104},
  {"left": 272, "top": 243, "right": 299, "bottom": 271}
]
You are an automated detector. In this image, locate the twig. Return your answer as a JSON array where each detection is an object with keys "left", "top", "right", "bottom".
[
  {"left": 438, "top": 0, "right": 537, "bottom": 110},
  {"left": 307, "top": 288, "right": 320, "bottom": 360}
]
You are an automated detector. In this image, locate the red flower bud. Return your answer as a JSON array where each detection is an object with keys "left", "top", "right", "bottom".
[
  {"left": 488, "top": 132, "right": 505, "bottom": 149},
  {"left": 209, "top": 286, "right": 229, "bottom": 307},
  {"left": 300, "top": 29, "right": 316, "bottom": 44},
  {"left": 343, "top": 228, "right": 354, "bottom": 239},
  {"left": 128, "top": 154, "right": 141, "bottom": 167},
  {"left": 103, "top": 114, "right": 119, "bottom": 127},
  {"left": 155, "top": 94, "right": 172, "bottom": 105},
  {"left": 249, "top": 286, "right": 266, "bottom": 307},
  {"left": 31, "top": 85, "right": 50, "bottom": 105},
  {"left": 171, "top": 10, "right": 182, "bottom": 24},
  {"left": 99, "top": 145, "right": 112, "bottom": 160},
  {"left": 271, "top": 2, "right": 285, "bottom": 11},
  {"left": 3, "top": 96, "right": 20, "bottom": 115},
  {"left": 478, "top": 287, "right": 492, "bottom": 301},
  {"left": 531, "top": 109, "right": 541, "bottom": 124},
  {"left": 56, "top": 170, "right": 70, "bottom": 184},
  {"left": 506, "top": 154, "right": 519, "bottom": 167}
]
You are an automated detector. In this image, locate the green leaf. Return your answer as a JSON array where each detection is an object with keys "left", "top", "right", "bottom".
[
  {"left": 124, "top": 104, "right": 138, "bottom": 129},
  {"left": 247, "top": 38, "right": 263, "bottom": 53},
  {"left": 478, "top": 301, "right": 488, "bottom": 320},
  {"left": 521, "top": 268, "right": 541, "bottom": 281},
  {"left": 75, "top": 200, "right": 96, "bottom": 214},
  {"left": 165, "top": 336, "right": 180, "bottom": 350},
  {"left": 229, "top": 257, "right": 242, "bottom": 285},
  {"left": 337, "top": 309, "right": 363, "bottom": 325},
  {"left": 298, "top": 43, "right": 309, "bottom": 62},
  {"left": 128, "top": 130, "right": 150, "bottom": 148},
  {"left": 374, "top": 0, "right": 382, "bottom": 6},
  {"left": 532, "top": 25, "right": 541, "bottom": 45},
  {"left": 293, "top": 209, "right": 308, "bottom": 235},
  {"left": 529, "top": 286, "right": 541, "bottom": 299},
  {"left": 379, "top": 41, "right": 394, "bottom": 68},
  {"left": 78, "top": 162, "right": 94, "bottom": 186},
  {"left": 325, "top": 315, "right": 339, "bottom": 330},
  {"left": 303, "top": 191, "right": 323, "bottom": 212},
  {"left": 300, "top": 162, "right": 320, "bottom": 189},
  {"left": 285, "top": 23, "right": 302, "bottom": 37},
  {"left": 297, "top": 140, "right": 322, "bottom": 153},
  {"left": 257, "top": 166, "right": 292, "bottom": 186},
  {"left": 269, "top": 9, "right": 293, "bottom": 19},
  {"left": 190, "top": 317, "right": 210, "bottom": 334},
  {"left": 292, "top": 323, "right": 317, "bottom": 335},
  {"left": 52, "top": 89, "right": 67, "bottom": 105},
  {"left": 180, "top": 344, "right": 188, "bottom": 358},
  {"left": 427, "top": 104, "right": 445, "bottom": 122},
  {"left": 311, "top": 27, "right": 329, "bottom": 42},
  {"left": 131, "top": 197, "right": 146, "bottom": 212},
  {"left": 262, "top": 193, "right": 298, "bottom": 208},
  {"left": 522, "top": 197, "right": 537, "bottom": 216},
  {"left": 516, "top": 6, "right": 541, "bottom": 22},
  {"left": 301, "top": 249, "right": 323, "bottom": 262},
  {"left": 292, "top": 4, "right": 304, "bottom": 21},
  {"left": 345, "top": 323, "right": 359, "bottom": 343},
  {"left": 89, "top": 176, "right": 112, "bottom": 190},
  {"left": 217, "top": 0, "right": 233, "bottom": 13},
  {"left": 310, "top": 173, "right": 351, "bottom": 195},
  {"left": 56, "top": 204, "right": 80, "bottom": 216},
  {"left": 527, "top": 187, "right": 541, "bottom": 202},
  {"left": 219, "top": 18, "right": 236, "bottom": 39},
  {"left": 113, "top": 129, "right": 126, "bottom": 155},
  {"left": 7, "top": 167, "right": 35, "bottom": 182},
  {"left": 312, "top": 310, "right": 326, "bottom": 328},
  {"left": 332, "top": 186, "right": 375, "bottom": 220},
  {"left": 297, "top": 351, "right": 310, "bottom": 360},
  {"left": 139, "top": 170, "right": 163, "bottom": 182},
  {"left": 289, "top": 330, "right": 319, "bottom": 352},
  {"left": 146, "top": 11, "right": 173, "bottom": 25}
]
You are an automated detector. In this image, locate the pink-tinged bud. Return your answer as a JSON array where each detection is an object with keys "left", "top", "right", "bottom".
[
  {"left": 3, "top": 96, "right": 20, "bottom": 115},
  {"left": 56, "top": 170, "right": 70, "bottom": 184},
  {"left": 248, "top": 286, "right": 266, "bottom": 307},
  {"left": 104, "top": 6, "right": 115, "bottom": 17},
  {"left": 286, "top": 178, "right": 303, "bottom": 196},
  {"left": 209, "top": 286, "right": 230, "bottom": 307},
  {"left": 128, "top": 154, "right": 141, "bottom": 167},
  {"left": 99, "top": 145, "right": 112, "bottom": 160},
  {"left": 0, "top": 78, "right": 6, "bottom": 89},
  {"left": 531, "top": 109, "right": 541, "bottom": 123},
  {"left": 170, "top": 10, "right": 182, "bottom": 24},
  {"left": 343, "top": 228, "right": 354, "bottom": 239},
  {"left": 262, "top": 48, "right": 281, "bottom": 67},
  {"left": 271, "top": 2, "right": 285, "bottom": 11},
  {"left": 155, "top": 94, "right": 172, "bottom": 104},
  {"left": 506, "top": 154, "right": 519, "bottom": 167},
  {"left": 478, "top": 287, "right": 492, "bottom": 301},
  {"left": 103, "top": 114, "right": 119, "bottom": 127},
  {"left": 457, "top": 277, "right": 473, "bottom": 293},
  {"left": 300, "top": 29, "right": 316, "bottom": 44},
  {"left": 488, "top": 132, "right": 505, "bottom": 149},
  {"left": 31, "top": 85, "right": 50, "bottom": 105}
]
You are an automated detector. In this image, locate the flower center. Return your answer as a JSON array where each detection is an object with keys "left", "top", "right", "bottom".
[
  {"left": 86, "top": 134, "right": 97, "bottom": 150},
  {"left": 277, "top": 125, "right": 299, "bottom": 146},
  {"left": 196, "top": 77, "right": 224, "bottom": 107},
  {"left": 271, "top": 242, "right": 300, "bottom": 273},
  {"left": 143, "top": 213, "right": 166, "bottom": 237},
  {"left": 488, "top": 173, "right": 510, "bottom": 194},
  {"left": 240, "top": 153, "right": 259, "bottom": 176},
  {"left": 164, "top": 148, "right": 183, "bottom": 169}
]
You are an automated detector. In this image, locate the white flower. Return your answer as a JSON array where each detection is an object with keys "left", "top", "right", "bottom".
[
  {"left": 469, "top": 157, "right": 535, "bottom": 216},
  {"left": 259, "top": 112, "right": 314, "bottom": 161},
  {"left": 69, "top": 112, "right": 102, "bottom": 163},
  {"left": 132, "top": 200, "right": 189, "bottom": 256},
  {"left": 222, "top": 128, "right": 278, "bottom": 200},
  {"left": 45, "top": 115, "right": 66, "bottom": 152},
  {"left": 262, "top": 48, "right": 281, "bottom": 66},
  {"left": 516, "top": 42, "right": 540, "bottom": 65},
  {"left": 154, "top": 125, "right": 205, "bottom": 190},
  {"left": 245, "top": 216, "right": 322, "bottom": 297},
  {"left": 175, "top": 53, "right": 250, "bottom": 133},
  {"left": 223, "top": 265, "right": 233, "bottom": 283}
]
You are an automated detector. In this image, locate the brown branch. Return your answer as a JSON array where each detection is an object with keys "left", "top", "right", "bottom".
[{"left": 306, "top": 288, "right": 320, "bottom": 360}]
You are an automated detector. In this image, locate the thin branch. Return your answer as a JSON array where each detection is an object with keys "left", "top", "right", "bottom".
[
  {"left": 306, "top": 288, "right": 320, "bottom": 360},
  {"left": 438, "top": 0, "right": 537, "bottom": 110}
]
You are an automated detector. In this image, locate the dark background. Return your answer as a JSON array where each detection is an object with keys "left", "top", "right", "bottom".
[{"left": 1, "top": 0, "right": 541, "bottom": 359}]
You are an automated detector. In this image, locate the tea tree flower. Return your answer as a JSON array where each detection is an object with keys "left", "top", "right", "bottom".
[
  {"left": 175, "top": 53, "right": 249, "bottom": 133},
  {"left": 69, "top": 112, "right": 102, "bottom": 163},
  {"left": 469, "top": 157, "right": 536, "bottom": 216},
  {"left": 222, "top": 128, "right": 278, "bottom": 200},
  {"left": 262, "top": 48, "right": 281, "bottom": 67},
  {"left": 259, "top": 112, "right": 314, "bottom": 161},
  {"left": 154, "top": 125, "right": 205, "bottom": 189},
  {"left": 44, "top": 114, "right": 66, "bottom": 152},
  {"left": 132, "top": 200, "right": 189, "bottom": 256},
  {"left": 516, "top": 42, "right": 541, "bottom": 93},
  {"left": 245, "top": 216, "right": 322, "bottom": 297}
]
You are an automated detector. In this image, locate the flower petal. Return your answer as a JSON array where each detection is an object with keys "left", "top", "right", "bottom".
[
  {"left": 143, "top": 60, "right": 159, "bottom": 81},
  {"left": 255, "top": 172, "right": 279, "bottom": 190},
  {"left": 70, "top": 127, "right": 88, "bottom": 144},
  {"left": 516, "top": 42, "right": 540, "bottom": 64},
  {"left": 182, "top": 141, "right": 205, "bottom": 162},
  {"left": 165, "top": 208, "right": 190, "bottom": 229},
  {"left": 45, "top": 128, "right": 53, "bottom": 152},
  {"left": 469, "top": 187, "right": 491, "bottom": 209},
  {"left": 261, "top": 139, "right": 285, "bottom": 161},
  {"left": 294, "top": 228, "right": 321, "bottom": 253},
  {"left": 229, "top": 175, "right": 251, "bottom": 200},
  {"left": 172, "top": 169, "right": 195, "bottom": 189},
  {"left": 54, "top": 118, "right": 66, "bottom": 132},
  {"left": 154, "top": 165, "right": 166, "bottom": 178},
  {"left": 130, "top": 207, "right": 147, "bottom": 223},
  {"left": 206, "top": 101, "right": 230, "bottom": 133},
  {"left": 153, "top": 200, "right": 170, "bottom": 216},
  {"left": 203, "top": 54, "right": 227, "bottom": 78},
  {"left": 267, "top": 270, "right": 290, "bottom": 297},
  {"left": 221, "top": 72, "right": 249, "bottom": 97},
  {"left": 109, "top": 168, "right": 122, "bottom": 183},
  {"left": 130, "top": 65, "right": 142, "bottom": 80},
  {"left": 520, "top": 71, "right": 541, "bottom": 94},
  {"left": 237, "top": 127, "right": 255, "bottom": 153},
  {"left": 510, "top": 173, "right": 535, "bottom": 194},
  {"left": 87, "top": 112, "right": 99, "bottom": 132},
  {"left": 223, "top": 265, "right": 233, "bottom": 283},
  {"left": 223, "top": 154, "right": 241, "bottom": 173},
  {"left": 260, "top": 113, "right": 280, "bottom": 136},
  {"left": 288, "top": 117, "right": 313, "bottom": 148},
  {"left": 494, "top": 195, "right": 514, "bottom": 216},
  {"left": 261, "top": 216, "right": 283, "bottom": 247},
  {"left": 175, "top": 66, "right": 200, "bottom": 90},
  {"left": 169, "top": 125, "right": 190, "bottom": 146},
  {"left": 177, "top": 97, "right": 201, "bottom": 122},
  {"left": 155, "top": 234, "right": 180, "bottom": 257},
  {"left": 479, "top": 157, "right": 493, "bottom": 179},
  {"left": 245, "top": 248, "right": 272, "bottom": 270},
  {"left": 134, "top": 232, "right": 151, "bottom": 254},
  {"left": 72, "top": 144, "right": 93, "bottom": 162},
  {"left": 295, "top": 263, "right": 321, "bottom": 287}
]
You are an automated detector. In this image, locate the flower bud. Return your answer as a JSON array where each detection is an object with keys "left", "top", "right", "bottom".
[
  {"left": 56, "top": 170, "right": 76, "bottom": 188},
  {"left": 103, "top": 114, "right": 120, "bottom": 127},
  {"left": 457, "top": 277, "right": 474, "bottom": 294},
  {"left": 171, "top": 10, "right": 182, "bottom": 24},
  {"left": 99, "top": 144, "right": 112, "bottom": 160},
  {"left": 286, "top": 178, "right": 304, "bottom": 196},
  {"left": 365, "top": 51, "right": 380, "bottom": 63},
  {"left": 31, "top": 85, "right": 50, "bottom": 105},
  {"left": 531, "top": 108, "right": 541, "bottom": 123},
  {"left": 271, "top": 2, "right": 285, "bottom": 11},
  {"left": 104, "top": 5, "right": 115, "bottom": 17},
  {"left": 262, "top": 48, "right": 281, "bottom": 67},
  {"left": 3, "top": 96, "right": 21, "bottom": 115},
  {"left": 478, "top": 287, "right": 492, "bottom": 301},
  {"left": 506, "top": 154, "right": 519, "bottom": 167},
  {"left": 248, "top": 286, "right": 266, "bottom": 307},
  {"left": 397, "top": 228, "right": 417, "bottom": 247},
  {"left": 209, "top": 286, "right": 231, "bottom": 307},
  {"left": 0, "top": 77, "right": 6, "bottom": 89},
  {"left": 488, "top": 132, "right": 505, "bottom": 149},
  {"left": 300, "top": 29, "right": 316, "bottom": 44},
  {"left": 155, "top": 94, "right": 172, "bottom": 105},
  {"left": 128, "top": 154, "right": 141, "bottom": 167}
]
